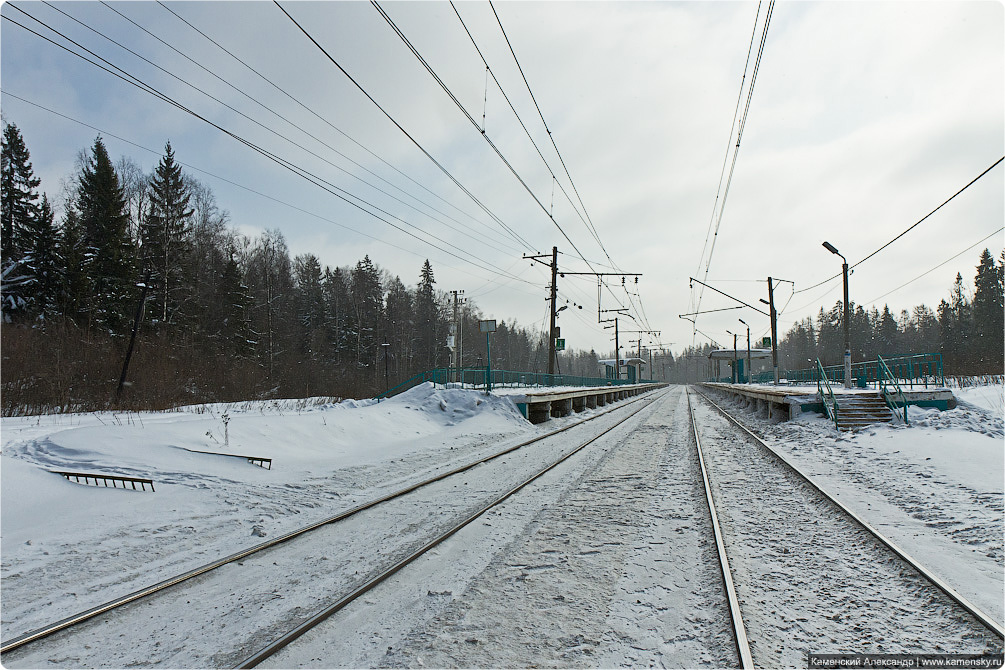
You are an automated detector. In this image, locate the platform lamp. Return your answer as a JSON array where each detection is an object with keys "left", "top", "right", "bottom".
[
  {"left": 725, "top": 330, "right": 738, "bottom": 383},
  {"left": 822, "top": 241, "right": 852, "bottom": 388},
  {"left": 738, "top": 318, "right": 751, "bottom": 384}
]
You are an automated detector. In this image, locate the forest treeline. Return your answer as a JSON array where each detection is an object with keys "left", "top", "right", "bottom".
[
  {"left": 0, "top": 125, "right": 602, "bottom": 415},
  {"left": 1, "top": 124, "right": 1002, "bottom": 413},
  {"left": 663, "top": 248, "right": 1003, "bottom": 383}
]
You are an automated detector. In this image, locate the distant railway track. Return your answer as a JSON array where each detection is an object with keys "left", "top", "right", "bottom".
[
  {"left": 686, "top": 386, "right": 1003, "bottom": 667},
  {"left": 1, "top": 387, "right": 665, "bottom": 667}
]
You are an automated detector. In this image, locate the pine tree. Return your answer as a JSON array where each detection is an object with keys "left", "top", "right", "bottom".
[
  {"left": 971, "top": 248, "right": 1004, "bottom": 372},
  {"left": 938, "top": 273, "right": 971, "bottom": 372},
  {"left": 293, "top": 253, "right": 325, "bottom": 359},
  {"left": 77, "top": 137, "right": 135, "bottom": 333},
  {"left": 218, "top": 249, "right": 253, "bottom": 359},
  {"left": 141, "top": 142, "right": 193, "bottom": 328},
  {"left": 414, "top": 259, "right": 439, "bottom": 371},
  {"left": 351, "top": 255, "right": 383, "bottom": 371},
  {"left": 322, "top": 266, "right": 352, "bottom": 367},
  {"left": 28, "top": 194, "right": 62, "bottom": 320},
  {"left": 1, "top": 123, "right": 41, "bottom": 263},
  {"left": 1, "top": 123, "right": 43, "bottom": 319},
  {"left": 875, "top": 305, "right": 898, "bottom": 355}
]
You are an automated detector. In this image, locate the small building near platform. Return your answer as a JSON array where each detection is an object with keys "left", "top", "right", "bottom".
[
  {"left": 708, "top": 347, "right": 773, "bottom": 383},
  {"left": 599, "top": 357, "right": 646, "bottom": 383}
]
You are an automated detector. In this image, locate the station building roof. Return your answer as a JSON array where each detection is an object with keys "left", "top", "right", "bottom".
[{"left": 708, "top": 348, "right": 773, "bottom": 361}]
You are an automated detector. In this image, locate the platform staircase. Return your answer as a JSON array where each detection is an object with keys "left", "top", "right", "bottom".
[{"left": 833, "top": 392, "right": 895, "bottom": 431}]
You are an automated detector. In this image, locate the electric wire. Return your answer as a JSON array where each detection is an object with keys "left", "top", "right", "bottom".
[
  {"left": 367, "top": 0, "right": 599, "bottom": 276},
  {"left": 45, "top": 0, "right": 520, "bottom": 259},
  {"left": 0, "top": 89, "right": 542, "bottom": 298},
  {"left": 154, "top": 1, "right": 513, "bottom": 247},
  {"left": 273, "top": 0, "right": 537, "bottom": 253},
  {"left": 689, "top": 2, "right": 765, "bottom": 325},
  {"left": 94, "top": 1, "right": 525, "bottom": 256},
  {"left": 1, "top": 7, "right": 540, "bottom": 291},
  {"left": 794, "top": 155, "right": 1005, "bottom": 294},
  {"left": 863, "top": 227, "right": 1004, "bottom": 306},
  {"left": 694, "top": 1, "right": 773, "bottom": 315},
  {"left": 450, "top": 1, "right": 601, "bottom": 255},
  {"left": 483, "top": 1, "right": 617, "bottom": 267}
]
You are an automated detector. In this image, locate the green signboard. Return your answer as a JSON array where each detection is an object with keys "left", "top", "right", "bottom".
[
  {"left": 555, "top": 338, "right": 566, "bottom": 351},
  {"left": 761, "top": 337, "right": 771, "bottom": 348}
]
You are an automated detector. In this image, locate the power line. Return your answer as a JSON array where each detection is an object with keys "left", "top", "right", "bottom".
[
  {"left": 367, "top": 0, "right": 599, "bottom": 276},
  {"left": 795, "top": 155, "right": 1005, "bottom": 294},
  {"left": 2, "top": 6, "right": 539, "bottom": 290},
  {"left": 154, "top": 1, "right": 515, "bottom": 249},
  {"left": 273, "top": 0, "right": 536, "bottom": 253},
  {"left": 46, "top": 0, "right": 521, "bottom": 258},
  {"left": 485, "top": 1, "right": 618, "bottom": 269},
  {"left": 863, "top": 227, "right": 1004, "bottom": 305},
  {"left": 0, "top": 90, "right": 538, "bottom": 295}
]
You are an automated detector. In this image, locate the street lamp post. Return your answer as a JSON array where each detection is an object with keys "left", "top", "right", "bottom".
[
  {"left": 726, "top": 330, "right": 738, "bottom": 383},
  {"left": 822, "top": 241, "right": 852, "bottom": 388},
  {"left": 738, "top": 318, "right": 751, "bottom": 384}
]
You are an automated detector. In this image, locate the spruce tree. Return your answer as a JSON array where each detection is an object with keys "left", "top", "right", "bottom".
[
  {"left": 77, "top": 137, "right": 134, "bottom": 332},
  {"left": 29, "top": 194, "right": 61, "bottom": 320},
  {"left": 1, "top": 123, "right": 43, "bottom": 319},
  {"left": 414, "top": 259, "right": 439, "bottom": 371},
  {"left": 971, "top": 248, "right": 1004, "bottom": 372},
  {"left": 141, "top": 142, "right": 193, "bottom": 328},
  {"left": 1, "top": 123, "right": 41, "bottom": 263}
]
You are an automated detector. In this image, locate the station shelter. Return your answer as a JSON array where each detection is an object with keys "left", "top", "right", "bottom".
[
  {"left": 708, "top": 348, "right": 773, "bottom": 383},
  {"left": 599, "top": 357, "right": 646, "bottom": 383}
]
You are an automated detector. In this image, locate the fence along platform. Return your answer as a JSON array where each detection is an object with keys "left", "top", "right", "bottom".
[{"left": 52, "top": 471, "right": 155, "bottom": 491}]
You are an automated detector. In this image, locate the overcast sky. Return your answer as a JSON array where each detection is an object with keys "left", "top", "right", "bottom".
[{"left": 2, "top": 1, "right": 1002, "bottom": 358}]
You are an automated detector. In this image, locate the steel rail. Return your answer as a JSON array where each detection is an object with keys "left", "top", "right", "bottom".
[
  {"left": 685, "top": 389, "right": 754, "bottom": 669},
  {"left": 0, "top": 387, "right": 662, "bottom": 655},
  {"left": 692, "top": 387, "right": 1005, "bottom": 641},
  {"left": 236, "top": 391, "right": 666, "bottom": 667}
]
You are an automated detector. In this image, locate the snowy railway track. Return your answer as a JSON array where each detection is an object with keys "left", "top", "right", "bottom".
[
  {"left": 1, "top": 388, "right": 664, "bottom": 668},
  {"left": 686, "top": 387, "right": 1004, "bottom": 667}
]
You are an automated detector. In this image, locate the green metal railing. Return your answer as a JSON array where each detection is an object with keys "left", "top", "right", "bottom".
[
  {"left": 816, "top": 359, "right": 839, "bottom": 430},
  {"left": 877, "top": 355, "right": 909, "bottom": 425},
  {"left": 376, "top": 367, "right": 657, "bottom": 400},
  {"left": 785, "top": 353, "right": 944, "bottom": 388}
]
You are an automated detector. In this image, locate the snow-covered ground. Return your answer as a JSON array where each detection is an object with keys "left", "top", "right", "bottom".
[
  {"left": 705, "top": 383, "right": 1004, "bottom": 624},
  {"left": 1, "top": 384, "right": 533, "bottom": 642},
  {"left": 1, "top": 382, "right": 1001, "bottom": 667}
]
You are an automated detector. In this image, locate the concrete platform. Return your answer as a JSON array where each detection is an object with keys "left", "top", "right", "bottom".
[
  {"left": 699, "top": 382, "right": 956, "bottom": 421},
  {"left": 507, "top": 383, "right": 665, "bottom": 424}
]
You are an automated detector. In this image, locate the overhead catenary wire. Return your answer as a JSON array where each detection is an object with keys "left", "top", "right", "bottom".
[
  {"left": 154, "top": 1, "right": 515, "bottom": 248},
  {"left": 367, "top": 0, "right": 601, "bottom": 279},
  {"left": 273, "top": 0, "right": 537, "bottom": 253},
  {"left": 689, "top": 1, "right": 769, "bottom": 332},
  {"left": 369, "top": 1, "right": 660, "bottom": 337},
  {"left": 0, "top": 89, "right": 543, "bottom": 300},
  {"left": 1, "top": 7, "right": 541, "bottom": 292},
  {"left": 483, "top": 1, "right": 618, "bottom": 269},
  {"left": 794, "top": 155, "right": 1005, "bottom": 294},
  {"left": 42, "top": 0, "right": 522, "bottom": 258}
]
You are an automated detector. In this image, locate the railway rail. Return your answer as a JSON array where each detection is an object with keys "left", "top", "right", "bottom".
[
  {"left": 686, "top": 387, "right": 1004, "bottom": 667},
  {"left": 1, "top": 388, "right": 664, "bottom": 668}
]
